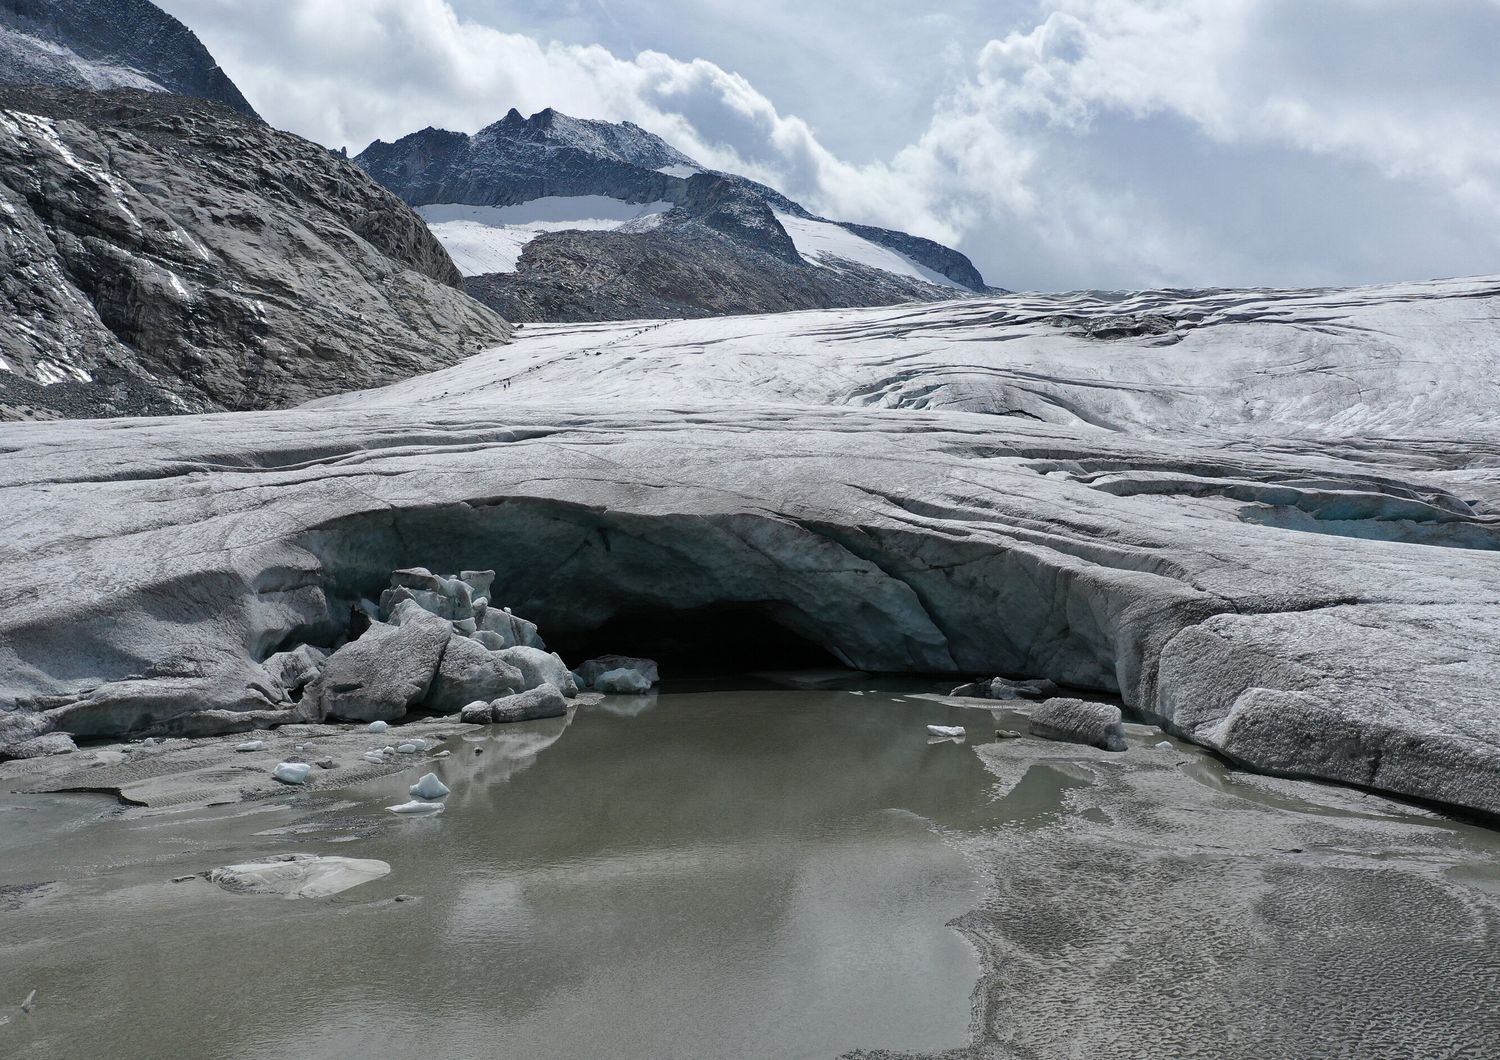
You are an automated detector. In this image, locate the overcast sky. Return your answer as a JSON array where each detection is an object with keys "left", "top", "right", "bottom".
[{"left": 158, "top": 0, "right": 1500, "bottom": 292}]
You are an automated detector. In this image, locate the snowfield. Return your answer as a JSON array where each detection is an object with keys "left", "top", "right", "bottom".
[
  {"left": 418, "top": 220, "right": 535, "bottom": 275},
  {"left": 775, "top": 212, "right": 968, "bottom": 290},
  {"left": 419, "top": 198, "right": 675, "bottom": 275}
]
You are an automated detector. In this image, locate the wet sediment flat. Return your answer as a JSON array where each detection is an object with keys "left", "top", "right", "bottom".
[
  {"left": 3, "top": 690, "right": 1499, "bottom": 1059},
  {"left": 920, "top": 730, "right": 1500, "bottom": 1059}
]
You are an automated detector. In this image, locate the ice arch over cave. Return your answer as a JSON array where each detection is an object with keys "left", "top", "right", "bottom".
[{"left": 289, "top": 496, "right": 1139, "bottom": 691}]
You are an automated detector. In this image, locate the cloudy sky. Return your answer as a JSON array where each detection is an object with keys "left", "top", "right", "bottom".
[{"left": 158, "top": 0, "right": 1500, "bottom": 292}]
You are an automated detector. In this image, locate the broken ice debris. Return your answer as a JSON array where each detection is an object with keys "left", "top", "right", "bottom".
[
  {"left": 409, "top": 773, "right": 450, "bottom": 799},
  {"left": 208, "top": 854, "right": 390, "bottom": 898},
  {"left": 386, "top": 800, "right": 445, "bottom": 815},
  {"left": 271, "top": 761, "right": 312, "bottom": 784}
]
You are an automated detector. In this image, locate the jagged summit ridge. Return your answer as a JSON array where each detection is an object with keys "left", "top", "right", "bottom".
[
  {"left": 356, "top": 107, "right": 990, "bottom": 322},
  {"left": 481, "top": 106, "right": 698, "bottom": 171}
]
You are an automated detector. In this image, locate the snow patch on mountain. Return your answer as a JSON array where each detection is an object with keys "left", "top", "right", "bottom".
[
  {"left": 419, "top": 198, "right": 675, "bottom": 276},
  {"left": 418, "top": 198, "right": 674, "bottom": 228},
  {"left": 0, "top": 28, "right": 163, "bottom": 93},
  {"left": 420, "top": 221, "right": 534, "bottom": 276},
  {"left": 656, "top": 164, "right": 699, "bottom": 178},
  {"left": 775, "top": 212, "right": 967, "bottom": 290}
]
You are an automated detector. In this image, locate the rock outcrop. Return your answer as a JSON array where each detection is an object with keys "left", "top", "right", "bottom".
[
  {"left": 0, "top": 86, "right": 510, "bottom": 420},
  {"left": 461, "top": 224, "right": 965, "bottom": 324},
  {"left": 356, "top": 107, "right": 990, "bottom": 323}
]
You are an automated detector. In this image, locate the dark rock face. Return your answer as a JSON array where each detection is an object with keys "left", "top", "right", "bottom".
[
  {"left": 0, "top": 0, "right": 258, "bottom": 117},
  {"left": 0, "top": 87, "right": 510, "bottom": 419},
  {"left": 465, "top": 225, "right": 966, "bottom": 324},
  {"left": 356, "top": 107, "right": 991, "bottom": 321}
]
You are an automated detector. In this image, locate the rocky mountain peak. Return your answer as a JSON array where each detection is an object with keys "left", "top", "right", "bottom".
[
  {"left": 357, "top": 105, "right": 992, "bottom": 319},
  {"left": 470, "top": 106, "right": 697, "bottom": 171}
]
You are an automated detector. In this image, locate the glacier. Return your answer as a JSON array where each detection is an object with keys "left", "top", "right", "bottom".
[{"left": 1, "top": 276, "right": 1497, "bottom": 816}]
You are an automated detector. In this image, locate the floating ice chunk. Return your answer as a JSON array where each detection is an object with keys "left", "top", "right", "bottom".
[
  {"left": 595, "top": 667, "right": 653, "bottom": 694},
  {"left": 395, "top": 741, "right": 419, "bottom": 754},
  {"left": 575, "top": 655, "right": 659, "bottom": 690},
  {"left": 235, "top": 740, "right": 267, "bottom": 752},
  {"left": 386, "top": 800, "right": 445, "bottom": 815},
  {"left": 368, "top": 720, "right": 389, "bottom": 733},
  {"left": 409, "top": 773, "right": 450, "bottom": 799},
  {"left": 208, "top": 854, "right": 390, "bottom": 899},
  {"left": 1031, "top": 699, "right": 1127, "bottom": 752},
  {"left": 272, "top": 762, "right": 312, "bottom": 785},
  {"left": 926, "top": 725, "right": 966, "bottom": 738}
]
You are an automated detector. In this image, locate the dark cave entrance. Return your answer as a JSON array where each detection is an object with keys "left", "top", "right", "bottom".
[{"left": 545, "top": 605, "right": 846, "bottom": 679}]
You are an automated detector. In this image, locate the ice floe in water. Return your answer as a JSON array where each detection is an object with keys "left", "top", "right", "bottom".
[
  {"left": 387, "top": 800, "right": 445, "bottom": 815},
  {"left": 409, "top": 773, "right": 450, "bottom": 800},
  {"left": 207, "top": 854, "right": 390, "bottom": 899}
]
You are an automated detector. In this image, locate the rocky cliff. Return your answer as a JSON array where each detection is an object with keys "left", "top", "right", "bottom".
[
  {"left": 464, "top": 223, "right": 963, "bottom": 323},
  {"left": 0, "top": 86, "right": 510, "bottom": 419},
  {"left": 357, "top": 108, "right": 992, "bottom": 323},
  {"left": 0, "top": 0, "right": 257, "bottom": 116}
]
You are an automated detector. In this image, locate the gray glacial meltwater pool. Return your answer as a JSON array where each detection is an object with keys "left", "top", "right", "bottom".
[{"left": 0, "top": 691, "right": 1012, "bottom": 1060}]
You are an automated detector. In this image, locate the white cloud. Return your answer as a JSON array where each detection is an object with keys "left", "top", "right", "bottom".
[{"left": 161, "top": 0, "right": 1500, "bottom": 291}]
